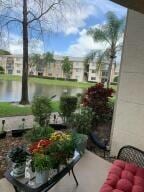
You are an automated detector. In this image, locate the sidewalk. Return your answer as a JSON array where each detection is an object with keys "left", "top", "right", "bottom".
[{"left": 0, "top": 112, "right": 62, "bottom": 131}]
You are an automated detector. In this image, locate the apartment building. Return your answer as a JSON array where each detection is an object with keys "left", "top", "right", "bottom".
[
  {"left": 32, "top": 55, "right": 85, "bottom": 82},
  {"left": 88, "top": 61, "right": 115, "bottom": 83},
  {"left": 0, "top": 55, "right": 23, "bottom": 76},
  {"left": 0, "top": 54, "right": 116, "bottom": 82}
]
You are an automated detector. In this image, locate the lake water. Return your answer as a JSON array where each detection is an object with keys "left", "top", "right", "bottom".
[{"left": 0, "top": 80, "right": 85, "bottom": 102}]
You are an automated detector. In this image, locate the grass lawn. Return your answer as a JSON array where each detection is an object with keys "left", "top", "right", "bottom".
[
  {"left": 0, "top": 101, "right": 60, "bottom": 117},
  {"left": 0, "top": 74, "right": 93, "bottom": 89}
]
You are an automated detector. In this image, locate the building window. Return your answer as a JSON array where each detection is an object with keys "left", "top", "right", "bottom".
[
  {"left": 48, "top": 73, "right": 52, "bottom": 76},
  {"left": 76, "top": 69, "right": 81, "bottom": 72},
  {"left": 102, "top": 71, "right": 108, "bottom": 76},
  {"left": 91, "top": 70, "right": 96, "bottom": 73},
  {"left": 91, "top": 77, "right": 96, "bottom": 80},
  {"left": 8, "top": 70, "right": 13, "bottom": 74},
  {"left": 15, "top": 58, "right": 21, "bottom": 61},
  {"left": 17, "top": 70, "right": 21, "bottom": 73}
]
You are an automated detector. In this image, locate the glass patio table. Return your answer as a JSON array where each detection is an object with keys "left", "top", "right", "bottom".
[{"left": 5, "top": 151, "right": 81, "bottom": 192}]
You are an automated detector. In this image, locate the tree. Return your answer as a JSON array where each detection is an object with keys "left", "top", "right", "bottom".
[
  {"left": 0, "top": 49, "right": 11, "bottom": 55},
  {"left": 30, "top": 54, "right": 42, "bottom": 71},
  {"left": 0, "top": 66, "right": 5, "bottom": 74},
  {"left": 43, "top": 52, "right": 55, "bottom": 76},
  {"left": 86, "top": 11, "right": 125, "bottom": 88},
  {"left": 62, "top": 56, "right": 73, "bottom": 80},
  {"left": 0, "top": 0, "right": 76, "bottom": 104}
]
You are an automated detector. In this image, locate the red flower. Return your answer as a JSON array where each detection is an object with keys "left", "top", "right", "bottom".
[{"left": 29, "top": 139, "right": 52, "bottom": 154}]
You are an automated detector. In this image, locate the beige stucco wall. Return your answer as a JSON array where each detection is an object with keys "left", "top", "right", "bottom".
[{"left": 111, "top": 9, "right": 144, "bottom": 156}]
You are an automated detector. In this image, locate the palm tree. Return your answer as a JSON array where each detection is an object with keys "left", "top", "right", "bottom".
[
  {"left": 43, "top": 52, "right": 55, "bottom": 76},
  {"left": 86, "top": 11, "right": 125, "bottom": 87},
  {"left": 30, "top": 54, "right": 43, "bottom": 74}
]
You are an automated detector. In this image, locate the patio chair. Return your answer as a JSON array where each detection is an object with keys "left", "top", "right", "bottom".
[
  {"left": 89, "top": 132, "right": 109, "bottom": 158},
  {"left": 117, "top": 145, "right": 144, "bottom": 167},
  {"left": 100, "top": 145, "right": 144, "bottom": 192}
]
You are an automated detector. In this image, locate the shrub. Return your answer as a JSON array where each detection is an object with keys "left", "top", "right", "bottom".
[
  {"left": 83, "top": 83, "right": 114, "bottom": 125},
  {"left": 110, "top": 82, "right": 117, "bottom": 85},
  {"left": 113, "top": 76, "right": 119, "bottom": 82},
  {"left": 0, "top": 66, "right": 4, "bottom": 74},
  {"left": 59, "top": 96, "right": 77, "bottom": 123},
  {"left": 67, "top": 107, "right": 94, "bottom": 135},
  {"left": 29, "top": 75, "right": 77, "bottom": 81},
  {"left": 32, "top": 96, "right": 52, "bottom": 126}
]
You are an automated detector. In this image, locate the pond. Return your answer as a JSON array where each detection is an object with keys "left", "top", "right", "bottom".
[{"left": 0, "top": 80, "right": 85, "bottom": 102}]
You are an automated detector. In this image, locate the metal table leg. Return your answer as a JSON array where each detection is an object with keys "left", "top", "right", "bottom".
[{"left": 71, "top": 168, "right": 78, "bottom": 186}]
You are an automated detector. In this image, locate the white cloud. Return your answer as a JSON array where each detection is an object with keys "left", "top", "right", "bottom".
[
  {"left": 61, "top": 27, "right": 109, "bottom": 57},
  {"left": 8, "top": 34, "right": 44, "bottom": 54}
]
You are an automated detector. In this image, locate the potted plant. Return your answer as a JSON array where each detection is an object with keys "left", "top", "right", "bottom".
[
  {"left": 33, "top": 153, "right": 52, "bottom": 184},
  {"left": 67, "top": 107, "right": 94, "bottom": 154},
  {"left": 28, "top": 139, "right": 53, "bottom": 184},
  {"left": 0, "top": 120, "right": 7, "bottom": 139},
  {"left": 73, "top": 133, "right": 88, "bottom": 155},
  {"left": 12, "top": 118, "right": 26, "bottom": 137},
  {"left": 59, "top": 95, "right": 77, "bottom": 125},
  {"left": 8, "top": 146, "right": 29, "bottom": 177},
  {"left": 48, "top": 131, "right": 75, "bottom": 166}
]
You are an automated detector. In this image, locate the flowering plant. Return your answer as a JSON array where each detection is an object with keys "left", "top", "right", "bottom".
[
  {"left": 29, "top": 139, "right": 52, "bottom": 154},
  {"left": 50, "top": 131, "right": 71, "bottom": 142},
  {"left": 28, "top": 131, "right": 75, "bottom": 171}
]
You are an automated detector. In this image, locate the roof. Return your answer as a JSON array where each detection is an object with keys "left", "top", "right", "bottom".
[{"left": 111, "top": 0, "right": 144, "bottom": 14}]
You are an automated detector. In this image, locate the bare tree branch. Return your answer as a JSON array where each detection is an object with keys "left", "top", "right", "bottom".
[
  {"left": 28, "top": 0, "right": 63, "bottom": 24},
  {"left": 0, "top": 14, "right": 22, "bottom": 23}
]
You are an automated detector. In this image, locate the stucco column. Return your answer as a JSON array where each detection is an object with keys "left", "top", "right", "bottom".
[{"left": 111, "top": 9, "right": 144, "bottom": 156}]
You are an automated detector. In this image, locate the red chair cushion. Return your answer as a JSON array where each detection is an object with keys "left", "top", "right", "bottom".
[
  {"left": 116, "top": 179, "right": 133, "bottom": 192},
  {"left": 100, "top": 160, "right": 144, "bottom": 192}
]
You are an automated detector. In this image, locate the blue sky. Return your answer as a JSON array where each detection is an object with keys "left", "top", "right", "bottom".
[{"left": 5, "top": 0, "right": 127, "bottom": 57}]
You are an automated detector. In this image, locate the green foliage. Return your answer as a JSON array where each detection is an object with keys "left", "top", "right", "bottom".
[
  {"left": 8, "top": 146, "right": 29, "bottom": 163},
  {"left": 0, "top": 66, "right": 5, "bottom": 74},
  {"left": 62, "top": 57, "right": 73, "bottom": 79},
  {"left": 83, "top": 83, "right": 114, "bottom": 125},
  {"left": 113, "top": 76, "right": 119, "bottom": 82},
  {"left": 30, "top": 54, "right": 42, "bottom": 70},
  {"left": 25, "top": 126, "right": 54, "bottom": 142},
  {"left": 72, "top": 133, "right": 88, "bottom": 154},
  {"left": 0, "top": 49, "right": 11, "bottom": 55},
  {"left": 43, "top": 52, "right": 55, "bottom": 67},
  {"left": 86, "top": 11, "right": 125, "bottom": 87},
  {"left": 47, "top": 134, "right": 75, "bottom": 165},
  {"left": 33, "top": 154, "right": 52, "bottom": 172},
  {"left": 59, "top": 96, "right": 77, "bottom": 123},
  {"left": 32, "top": 96, "right": 52, "bottom": 126},
  {"left": 68, "top": 107, "right": 94, "bottom": 135}
]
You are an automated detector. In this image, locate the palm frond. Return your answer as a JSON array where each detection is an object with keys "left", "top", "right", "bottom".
[{"left": 87, "top": 27, "right": 110, "bottom": 44}]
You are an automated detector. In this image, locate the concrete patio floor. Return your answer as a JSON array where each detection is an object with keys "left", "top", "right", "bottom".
[{"left": 49, "top": 150, "right": 111, "bottom": 192}]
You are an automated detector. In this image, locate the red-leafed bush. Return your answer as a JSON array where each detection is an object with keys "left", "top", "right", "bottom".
[{"left": 83, "top": 83, "right": 114, "bottom": 125}]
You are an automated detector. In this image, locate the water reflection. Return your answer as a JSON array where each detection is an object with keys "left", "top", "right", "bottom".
[{"left": 0, "top": 80, "right": 85, "bottom": 102}]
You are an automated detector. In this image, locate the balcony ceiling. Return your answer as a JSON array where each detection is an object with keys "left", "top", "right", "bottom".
[{"left": 111, "top": 0, "right": 144, "bottom": 14}]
